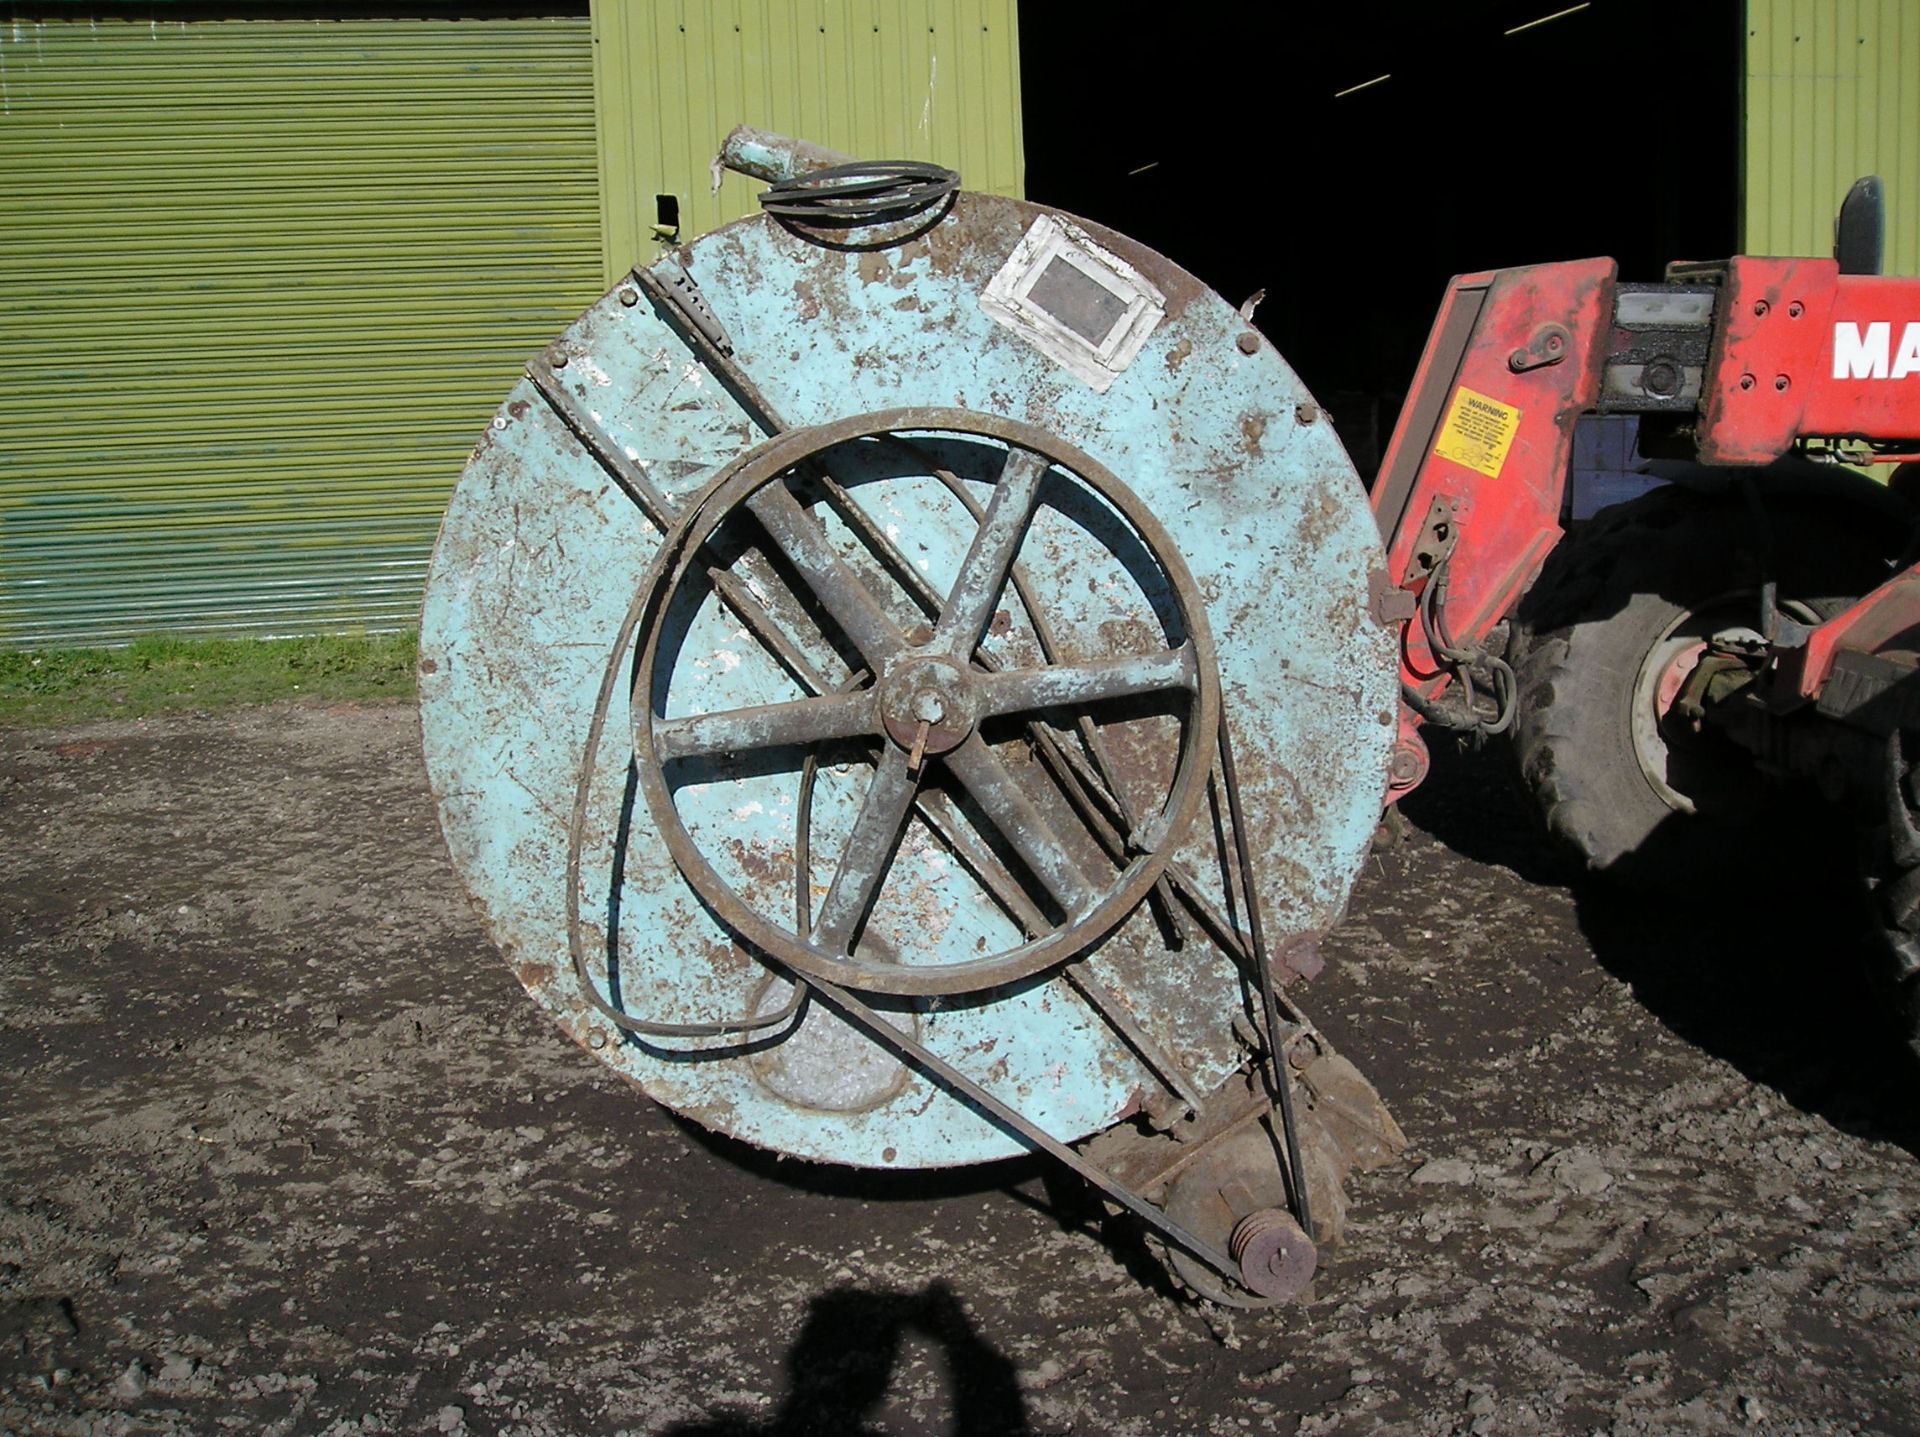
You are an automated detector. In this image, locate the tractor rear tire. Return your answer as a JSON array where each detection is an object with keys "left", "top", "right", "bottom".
[{"left": 1508, "top": 487, "right": 1888, "bottom": 890}]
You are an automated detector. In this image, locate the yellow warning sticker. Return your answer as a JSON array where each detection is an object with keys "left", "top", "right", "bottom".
[{"left": 1434, "top": 386, "right": 1522, "bottom": 478}]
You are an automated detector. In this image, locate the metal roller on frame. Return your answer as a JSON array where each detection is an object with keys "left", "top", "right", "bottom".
[{"left": 419, "top": 130, "right": 1406, "bottom": 1305}]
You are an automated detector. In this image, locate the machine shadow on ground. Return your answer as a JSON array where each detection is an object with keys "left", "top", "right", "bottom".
[
  {"left": 667, "top": 1105, "right": 1196, "bottom": 1306},
  {"left": 1400, "top": 738, "right": 1920, "bottom": 1156}
]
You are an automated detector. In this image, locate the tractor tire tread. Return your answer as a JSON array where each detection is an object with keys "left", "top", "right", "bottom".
[{"left": 1507, "top": 488, "right": 1892, "bottom": 888}]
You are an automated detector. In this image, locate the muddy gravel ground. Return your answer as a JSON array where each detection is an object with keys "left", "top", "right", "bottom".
[{"left": 2, "top": 701, "right": 1916, "bottom": 1437}]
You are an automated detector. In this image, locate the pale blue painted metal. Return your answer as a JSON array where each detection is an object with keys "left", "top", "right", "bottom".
[{"left": 418, "top": 190, "right": 1398, "bottom": 1170}]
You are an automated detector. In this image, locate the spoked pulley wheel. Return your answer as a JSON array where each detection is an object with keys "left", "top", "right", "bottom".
[{"left": 626, "top": 408, "right": 1221, "bottom": 997}]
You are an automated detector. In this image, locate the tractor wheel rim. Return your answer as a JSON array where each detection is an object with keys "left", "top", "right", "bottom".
[{"left": 1630, "top": 592, "right": 1823, "bottom": 816}]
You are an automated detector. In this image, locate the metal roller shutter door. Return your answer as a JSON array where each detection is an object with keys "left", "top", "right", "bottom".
[{"left": 0, "top": 13, "right": 601, "bottom": 646}]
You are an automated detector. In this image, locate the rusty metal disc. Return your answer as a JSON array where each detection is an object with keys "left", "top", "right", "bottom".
[{"left": 419, "top": 191, "right": 1398, "bottom": 1168}]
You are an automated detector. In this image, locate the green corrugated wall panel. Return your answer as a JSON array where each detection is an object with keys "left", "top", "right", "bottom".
[
  {"left": 592, "top": 0, "right": 1022, "bottom": 284},
  {"left": 1745, "top": 0, "right": 1920, "bottom": 275},
  {"left": 0, "top": 14, "right": 602, "bottom": 647}
]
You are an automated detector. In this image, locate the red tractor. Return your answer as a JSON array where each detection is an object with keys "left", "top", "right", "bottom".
[{"left": 1374, "top": 178, "right": 1920, "bottom": 1058}]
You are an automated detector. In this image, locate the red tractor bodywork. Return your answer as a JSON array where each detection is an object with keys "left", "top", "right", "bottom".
[
  {"left": 1370, "top": 250, "right": 1920, "bottom": 801},
  {"left": 1702, "top": 260, "right": 1920, "bottom": 464}
]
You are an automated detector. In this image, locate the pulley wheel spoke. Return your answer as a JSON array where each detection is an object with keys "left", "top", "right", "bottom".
[
  {"left": 653, "top": 690, "right": 876, "bottom": 762},
  {"left": 943, "top": 735, "right": 1099, "bottom": 917},
  {"left": 972, "top": 643, "right": 1199, "bottom": 720},
  {"left": 744, "top": 482, "right": 908, "bottom": 666},
  {"left": 930, "top": 446, "right": 1049, "bottom": 656},
  {"left": 811, "top": 745, "right": 922, "bottom": 954}
]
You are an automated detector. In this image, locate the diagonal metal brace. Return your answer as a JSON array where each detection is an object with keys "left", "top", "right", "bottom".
[{"left": 800, "top": 970, "right": 1245, "bottom": 1290}]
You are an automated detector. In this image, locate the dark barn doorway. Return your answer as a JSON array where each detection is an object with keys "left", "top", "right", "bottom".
[{"left": 1019, "top": 0, "right": 1742, "bottom": 474}]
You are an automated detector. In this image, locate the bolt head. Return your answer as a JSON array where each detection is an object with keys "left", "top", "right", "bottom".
[
  {"left": 1739, "top": 373, "right": 1756, "bottom": 390},
  {"left": 618, "top": 287, "right": 640, "bottom": 307},
  {"left": 1237, "top": 332, "right": 1260, "bottom": 355},
  {"left": 1774, "top": 373, "right": 1791, "bottom": 392},
  {"left": 1753, "top": 299, "right": 1770, "bottom": 317}
]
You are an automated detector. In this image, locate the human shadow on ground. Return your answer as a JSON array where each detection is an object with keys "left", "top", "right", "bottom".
[
  {"left": 1400, "top": 737, "right": 1920, "bottom": 1156},
  {"left": 659, "top": 1280, "right": 1031, "bottom": 1437}
]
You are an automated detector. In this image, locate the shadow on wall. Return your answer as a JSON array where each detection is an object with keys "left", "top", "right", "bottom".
[{"left": 661, "top": 1280, "right": 1032, "bottom": 1436}]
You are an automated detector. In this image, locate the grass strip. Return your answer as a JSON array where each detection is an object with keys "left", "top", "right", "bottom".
[{"left": 0, "top": 632, "right": 419, "bottom": 728}]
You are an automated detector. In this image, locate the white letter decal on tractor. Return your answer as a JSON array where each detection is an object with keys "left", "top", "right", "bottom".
[
  {"left": 1894, "top": 322, "right": 1920, "bottom": 379},
  {"left": 1833, "top": 320, "right": 1891, "bottom": 379}
]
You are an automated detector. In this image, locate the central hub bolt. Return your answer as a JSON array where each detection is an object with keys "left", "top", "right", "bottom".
[{"left": 878, "top": 654, "right": 976, "bottom": 760}]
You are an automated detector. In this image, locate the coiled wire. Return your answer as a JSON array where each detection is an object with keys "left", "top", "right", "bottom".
[{"left": 759, "top": 161, "right": 960, "bottom": 229}]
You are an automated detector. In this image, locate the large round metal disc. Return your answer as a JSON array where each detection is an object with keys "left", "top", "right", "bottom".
[{"left": 419, "top": 193, "right": 1398, "bottom": 1168}]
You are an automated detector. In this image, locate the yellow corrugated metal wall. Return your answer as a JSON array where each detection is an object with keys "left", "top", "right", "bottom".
[
  {"left": 592, "top": 0, "right": 1023, "bottom": 284},
  {"left": 1745, "top": 0, "right": 1920, "bottom": 273},
  {"left": 0, "top": 15, "right": 602, "bottom": 647}
]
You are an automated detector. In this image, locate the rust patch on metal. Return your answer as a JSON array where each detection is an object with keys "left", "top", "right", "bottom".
[
  {"left": 1274, "top": 933, "right": 1324, "bottom": 983},
  {"left": 1240, "top": 412, "right": 1269, "bottom": 456},
  {"left": 1165, "top": 337, "right": 1193, "bottom": 373},
  {"left": 856, "top": 250, "right": 897, "bottom": 288},
  {"left": 726, "top": 836, "right": 795, "bottom": 891},
  {"left": 1091, "top": 714, "right": 1179, "bottom": 827},
  {"left": 1095, "top": 615, "right": 1164, "bottom": 657}
]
